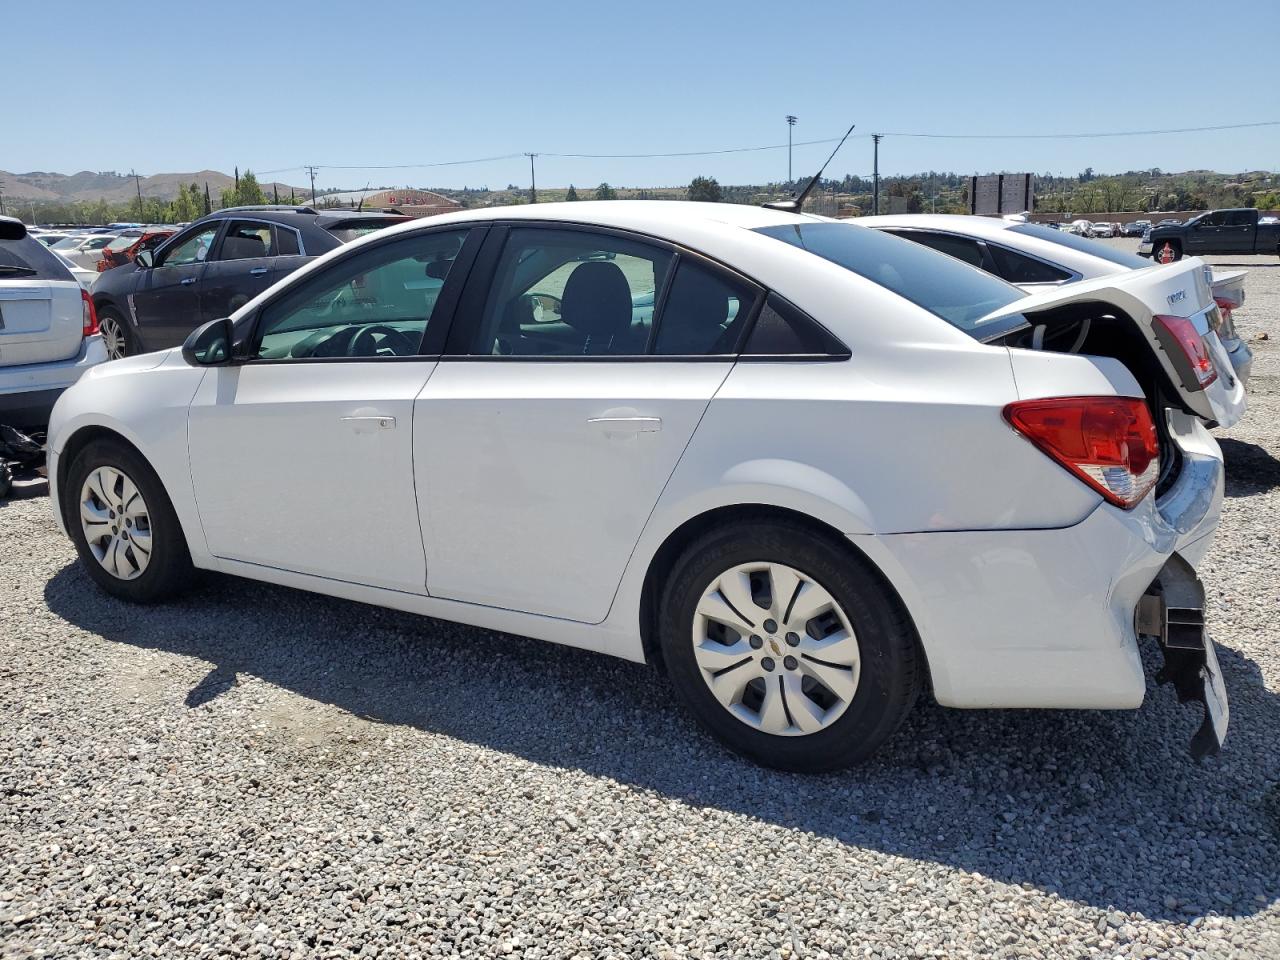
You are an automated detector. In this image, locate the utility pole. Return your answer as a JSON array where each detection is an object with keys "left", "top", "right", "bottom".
[
  {"left": 872, "top": 134, "right": 882, "bottom": 215},
  {"left": 131, "top": 169, "right": 144, "bottom": 221},
  {"left": 785, "top": 115, "right": 798, "bottom": 184},
  {"left": 524, "top": 153, "right": 538, "bottom": 203},
  {"left": 0, "top": 178, "right": 6, "bottom": 217},
  {"left": 305, "top": 165, "right": 319, "bottom": 204}
]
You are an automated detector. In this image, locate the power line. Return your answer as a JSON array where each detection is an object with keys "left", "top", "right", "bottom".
[{"left": 883, "top": 120, "right": 1280, "bottom": 140}]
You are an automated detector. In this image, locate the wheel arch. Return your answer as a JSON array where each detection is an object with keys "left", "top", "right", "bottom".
[{"left": 636, "top": 502, "right": 930, "bottom": 691}]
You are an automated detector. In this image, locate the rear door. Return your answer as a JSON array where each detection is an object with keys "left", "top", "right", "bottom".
[
  {"left": 132, "top": 222, "right": 221, "bottom": 349},
  {"left": 0, "top": 235, "right": 83, "bottom": 366},
  {"left": 1221, "top": 210, "right": 1256, "bottom": 254},
  {"left": 415, "top": 224, "right": 759, "bottom": 623},
  {"left": 199, "top": 219, "right": 280, "bottom": 322}
]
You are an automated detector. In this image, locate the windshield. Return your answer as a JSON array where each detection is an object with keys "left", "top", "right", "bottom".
[
  {"left": 754, "top": 221, "right": 1026, "bottom": 336},
  {"left": 1010, "top": 223, "right": 1150, "bottom": 269},
  {"left": 50, "top": 236, "right": 85, "bottom": 250},
  {"left": 105, "top": 236, "right": 137, "bottom": 252}
]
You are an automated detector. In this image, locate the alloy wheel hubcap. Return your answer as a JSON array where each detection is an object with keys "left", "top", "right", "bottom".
[
  {"left": 692, "top": 561, "right": 860, "bottom": 736},
  {"left": 100, "top": 316, "right": 126, "bottom": 360},
  {"left": 80, "top": 466, "right": 151, "bottom": 580}
]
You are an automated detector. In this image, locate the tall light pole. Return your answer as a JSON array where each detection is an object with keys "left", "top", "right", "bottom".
[{"left": 785, "top": 115, "right": 798, "bottom": 184}]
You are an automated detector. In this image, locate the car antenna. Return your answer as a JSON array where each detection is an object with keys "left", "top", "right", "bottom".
[
  {"left": 355, "top": 181, "right": 372, "bottom": 212},
  {"left": 762, "top": 122, "right": 856, "bottom": 214}
]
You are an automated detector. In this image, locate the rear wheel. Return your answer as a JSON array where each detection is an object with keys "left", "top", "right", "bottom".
[
  {"left": 1155, "top": 241, "right": 1181, "bottom": 264},
  {"left": 659, "top": 520, "right": 921, "bottom": 771},
  {"left": 64, "top": 439, "right": 194, "bottom": 603},
  {"left": 97, "top": 308, "right": 134, "bottom": 360}
]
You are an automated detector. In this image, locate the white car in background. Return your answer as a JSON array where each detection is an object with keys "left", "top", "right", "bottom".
[
  {"left": 0, "top": 217, "right": 106, "bottom": 432},
  {"left": 46, "top": 202, "right": 1231, "bottom": 769},
  {"left": 51, "top": 249, "right": 99, "bottom": 291},
  {"left": 1092, "top": 222, "right": 1116, "bottom": 238},
  {"left": 861, "top": 213, "right": 1253, "bottom": 403},
  {"left": 48, "top": 234, "right": 117, "bottom": 269}
]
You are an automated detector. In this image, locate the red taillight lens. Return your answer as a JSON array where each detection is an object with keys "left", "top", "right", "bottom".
[
  {"left": 81, "top": 289, "right": 99, "bottom": 338},
  {"left": 1154, "top": 314, "right": 1217, "bottom": 389},
  {"left": 1004, "top": 397, "right": 1159, "bottom": 509}
]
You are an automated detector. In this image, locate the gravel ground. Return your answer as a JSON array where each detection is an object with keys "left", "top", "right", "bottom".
[{"left": 2, "top": 250, "right": 1278, "bottom": 959}]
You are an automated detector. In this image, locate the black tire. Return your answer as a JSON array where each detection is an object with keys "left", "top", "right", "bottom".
[
  {"left": 658, "top": 519, "right": 922, "bottom": 772},
  {"left": 0, "top": 463, "right": 12, "bottom": 499},
  {"left": 96, "top": 307, "right": 136, "bottom": 360},
  {"left": 1155, "top": 241, "right": 1182, "bottom": 264},
  {"left": 63, "top": 439, "right": 195, "bottom": 603}
]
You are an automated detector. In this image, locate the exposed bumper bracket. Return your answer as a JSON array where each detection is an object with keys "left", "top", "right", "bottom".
[{"left": 1137, "top": 553, "right": 1230, "bottom": 759}]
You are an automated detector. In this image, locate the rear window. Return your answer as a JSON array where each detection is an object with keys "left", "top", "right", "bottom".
[
  {"left": 324, "top": 218, "right": 408, "bottom": 244},
  {"left": 105, "top": 235, "right": 137, "bottom": 252},
  {"left": 754, "top": 222, "right": 1026, "bottom": 335},
  {"left": 0, "top": 235, "right": 76, "bottom": 281},
  {"left": 1009, "top": 223, "right": 1149, "bottom": 269}
]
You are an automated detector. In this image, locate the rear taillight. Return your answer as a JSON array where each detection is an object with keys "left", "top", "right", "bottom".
[
  {"left": 81, "top": 289, "right": 99, "bottom": 338},
  {"left": 1154, "top": 314, "right": 1217, "bottom": 389},
  {"left": 1004, "top": 397, "right": 1159, "bottom": 509}
]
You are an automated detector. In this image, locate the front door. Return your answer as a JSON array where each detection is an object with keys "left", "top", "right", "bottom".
[
  {"left": 1184, "top": 212, "right": 1224, "bottom": 255},
  {"left": 199, "top": 219, "right": 281, "bottom": 323},
  {"left": 132, "top": 223, "right": 220, "bottom": 349},
  {"left": 417, "top": 224, "right": 759, "bottom": 623},
  {"left": 187, "top": 227, "right": 477, "bottom": 593}
]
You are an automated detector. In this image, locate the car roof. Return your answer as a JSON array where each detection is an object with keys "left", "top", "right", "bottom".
[
  {"left": 417, "top": 199, "right": 816, "bottom": 232},
  {"left": 857, "top": 213, "right": 1027, "bottom": 239}
]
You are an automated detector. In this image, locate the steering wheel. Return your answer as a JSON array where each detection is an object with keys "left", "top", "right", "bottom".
[{"left": 350, "top": 324, "right": 418, "bottom": 357}]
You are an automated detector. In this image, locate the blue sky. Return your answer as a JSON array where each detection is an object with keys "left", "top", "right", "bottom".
[{"left": 7, "top": 0, "right": 1278, "bottom": 190}]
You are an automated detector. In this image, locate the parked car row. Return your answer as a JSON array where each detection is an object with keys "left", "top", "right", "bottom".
[{"left": 35, "top": 200, "right": 1239, "bottom": 769}]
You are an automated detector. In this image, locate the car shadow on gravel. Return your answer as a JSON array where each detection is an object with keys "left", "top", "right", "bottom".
[
  {"left": 1220, "top": 438, "right": 1280, "bottom": 497},
  {"left": 44, "top": 563, "right": 1280, "bottom": 923}
]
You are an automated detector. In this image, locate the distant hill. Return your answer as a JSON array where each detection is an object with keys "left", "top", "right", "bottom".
[{"left": 0, "top": 169, "right": 307, "bottom": 203}]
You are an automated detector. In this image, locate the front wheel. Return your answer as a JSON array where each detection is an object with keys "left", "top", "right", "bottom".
[
  {"left": 659, "top": 520, "right": 922, "bottom": 772},
  {"left": 64, "top": 439, "right": 194, "bottom": 603},
  {"left": 1156, "top": 242, "right": 1181, "bottom": 264}
]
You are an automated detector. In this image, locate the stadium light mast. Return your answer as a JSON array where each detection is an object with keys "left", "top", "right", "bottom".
[{"left": 785, "top": 115, "right": 798, "bottom": 183}]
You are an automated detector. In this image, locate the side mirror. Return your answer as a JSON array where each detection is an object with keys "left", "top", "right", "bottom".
[
  {"left": 0, "top": 217, "right": 27, "bottom": 241},
  {"left": 135, "top": 249, "right": 155, "bottom": 268},
  {"left": 182, "top": 317, "right": 233, "bottom": 367}
]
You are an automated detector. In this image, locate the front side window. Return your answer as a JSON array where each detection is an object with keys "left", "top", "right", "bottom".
[
  {"left": 1008, "top": 223, "right": 1149, "bottom": 269},
  {"left": 161, "top": 226, "right": 219, "bottom": 266},
  {"left": 217, "top": 220, "right": 274, "bottom": 260},
  {"left": 472, "top": 228, "right": 672, "bottom": 356},
  {"left": 756, "top": 222, "right": 1025, "bottom": 336},
  {"left": 255, "top": 229, "right": 468, "bottom": 360},
  {"left": 887, "top": 230, "right": 989, "bottom": 270}
]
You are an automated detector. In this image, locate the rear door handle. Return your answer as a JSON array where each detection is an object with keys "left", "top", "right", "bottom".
[
  {"left": 180, "top": 277, "right": 198, "bottom": 285},
  {"left": 588, "top": 416, "right": 662, "bottom": 434},
  {"left": 249, "top": 266, "right": 268, "bottom": 276}
]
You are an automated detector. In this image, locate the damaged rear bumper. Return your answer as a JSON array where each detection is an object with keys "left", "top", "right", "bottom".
[{"left": 1137, "top": 552, "right": 1230, "bottom": 759}]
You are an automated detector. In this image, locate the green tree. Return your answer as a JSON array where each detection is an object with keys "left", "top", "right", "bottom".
[
  {"left": 565, "top": 184, "right": 580, "bottom": 201},
  {"left": 595, "top": 182, "right": 617, "bottom": 201},
  {"left": 687, "top": 176, "right": 722, "bottom": 202},
  {"left": 219, "top": 168, "right": 267, "bottom": 209}
]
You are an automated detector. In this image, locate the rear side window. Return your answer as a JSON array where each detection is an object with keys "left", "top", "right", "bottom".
[
  {"left": 1008, "top": 223, "right": 1149, "bottom": 269},
  {"left": 652, "top": 260, "right": 757, "bottom": 355},
  {"left": 986, "top": 244, "right": 1073, "bottom": 284},
  {"left": 276, "top": 227, "right": 300, "bottom": 256},
  {"left": 755, "top": 222, "right": 1025, "bottom": 335},
  {"left": 742, "top": 294, "right": 848, "bottom": 357},
  {"left": 0, "top": 235, "right": 75, "bottom": 281}
]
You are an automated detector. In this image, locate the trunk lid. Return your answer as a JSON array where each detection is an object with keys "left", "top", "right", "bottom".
[{"left": 981, "top": 258, "right": 1245, "bottom": 428}]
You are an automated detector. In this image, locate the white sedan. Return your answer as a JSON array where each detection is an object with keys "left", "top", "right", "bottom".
[
  {"left": 859, "top": 213, "right": 1254, "bottom": 398},
  {"left": 46, "top": 202, "right": 1231, "bottom": 769}
]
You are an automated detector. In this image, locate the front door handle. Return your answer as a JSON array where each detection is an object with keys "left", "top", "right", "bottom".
[
  {"left": 341, "top": 415, "right": 396, "bottom": 433},
  {"left": 249, "top": 266, "right": 268, "bottom": 276},
  {"left": 180, "top": 277, "right": 198, "bottom": 285},
  {"left": 588, "top": 416, "right": 662, "bottom": 435}
]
